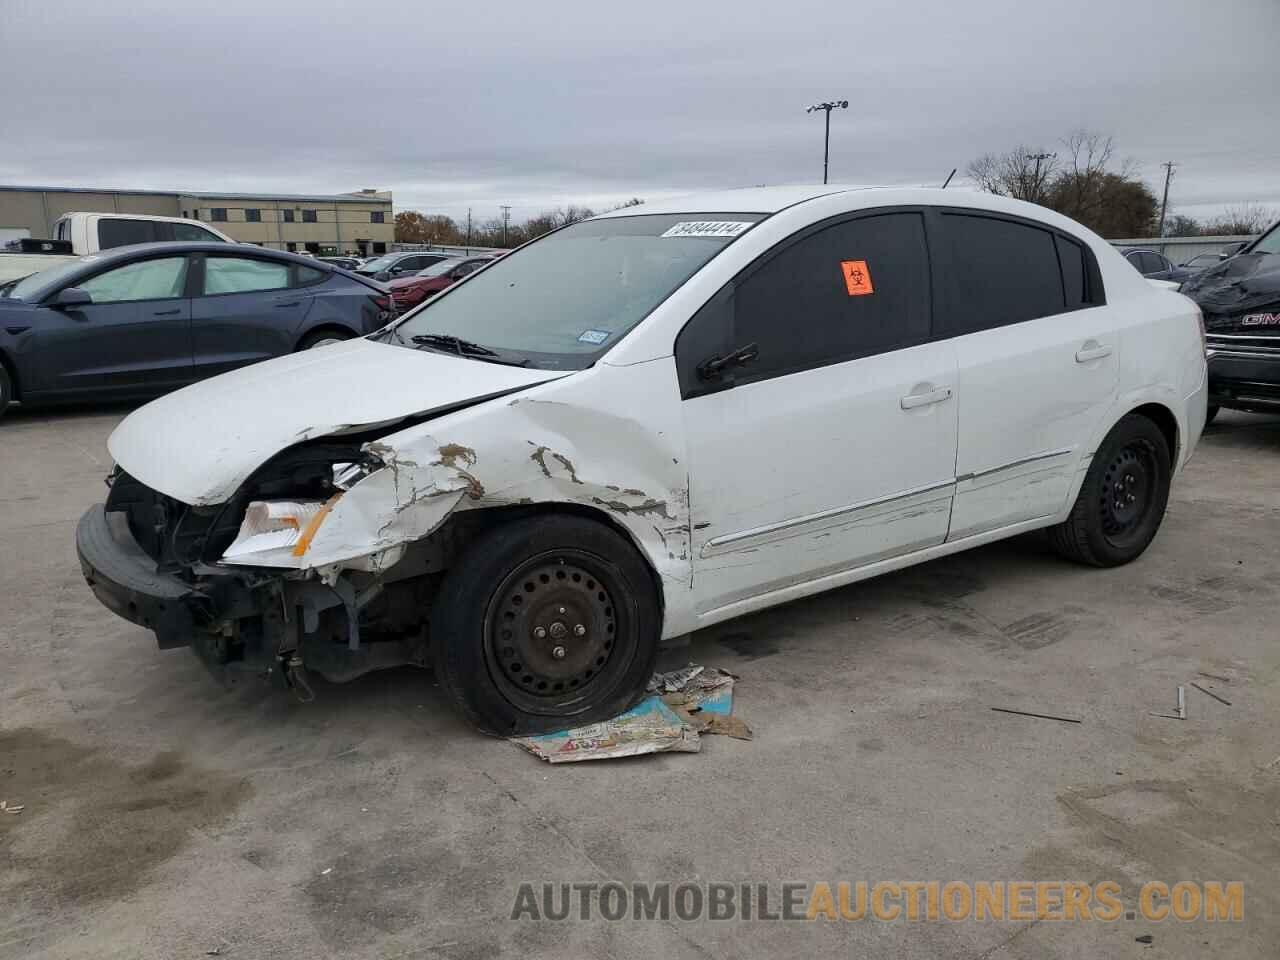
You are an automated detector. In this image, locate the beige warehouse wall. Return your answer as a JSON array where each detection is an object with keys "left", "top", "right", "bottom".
[
  {"left": 0, "top": 189, "right": 181, "bottom": 235},
  {"left": 180, "top": 195, "right": 393, "bottom": 251}
]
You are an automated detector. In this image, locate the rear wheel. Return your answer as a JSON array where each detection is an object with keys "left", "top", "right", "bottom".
[
  {"left": 431, "top": 514, "right": 660, "bottom": 736},
  {"left": 1047, "top": 414, "right": 1171, "bottom": 567},
  {"left": 298, "top": 328, "right": 352, "bottom": 350}
]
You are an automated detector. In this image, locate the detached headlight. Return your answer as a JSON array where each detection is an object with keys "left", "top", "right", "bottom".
[{"left": 223, "top": 496, "right": 341, "bottom": 561}]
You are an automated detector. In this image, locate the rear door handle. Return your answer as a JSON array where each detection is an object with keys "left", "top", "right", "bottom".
[
  {"left": 900, "top": 386, "right": 953, "bottom": 410},
  {"left": 274, "top": 300, "right": 302, "bottom": 308},
  {"left": 1075, "top": 342, "right": 1112, "bottom": 363},
  {"left": 152, "top": 308, "right": 182, "bottom": 316}
]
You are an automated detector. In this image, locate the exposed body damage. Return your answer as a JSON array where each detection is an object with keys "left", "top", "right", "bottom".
[{"left": 298, "top": 355, "right": 693, "bottom": 610}]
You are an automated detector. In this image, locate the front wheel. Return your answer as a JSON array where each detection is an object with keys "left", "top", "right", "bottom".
[
  {"left": 1047, "top": 414, "right": 1172, "bottom": 567},
  {"left": 431, "top": 514, "right": 661, "bottom": 736}
]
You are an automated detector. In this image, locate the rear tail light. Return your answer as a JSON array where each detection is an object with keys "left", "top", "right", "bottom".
[{"left": 1195, "top": 307, "right": 1207, "bottom": 355}]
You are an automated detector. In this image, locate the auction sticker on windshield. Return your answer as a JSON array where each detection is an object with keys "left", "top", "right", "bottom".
[
  {"left": 577, "top": 329, "right": 612, "bottom": 345},
  {"left": 660, "top": 221, "right": 754, "bottom": 239}
]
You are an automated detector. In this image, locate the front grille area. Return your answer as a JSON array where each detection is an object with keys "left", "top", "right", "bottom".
[{"left": 105, "top": 470, "right": 221, "bottom": 573}]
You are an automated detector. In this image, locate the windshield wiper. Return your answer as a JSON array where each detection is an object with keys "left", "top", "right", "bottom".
[{"left": 410, "top": 333, "right": 528, "bottom": 366}]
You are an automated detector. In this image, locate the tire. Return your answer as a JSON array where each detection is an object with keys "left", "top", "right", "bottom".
[
  {"left": 431, "top": 514, "right": 661, "bottom": 736},
  {"left": 1047, "top": 413, "right": 1172, "bottom": 567},
  {"left": 1204, "top": 405, "right": 1219, "bottom": 426},
  {"left": 0, "top": 363, "right": 11, "bottom": 419},
  {"left": 298, "top": 328, "right": 353, "bottom": 350}
]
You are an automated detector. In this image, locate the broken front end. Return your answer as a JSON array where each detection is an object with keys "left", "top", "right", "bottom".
[{"left": 75, "top": 440, "right": 468, "bottom": 697}]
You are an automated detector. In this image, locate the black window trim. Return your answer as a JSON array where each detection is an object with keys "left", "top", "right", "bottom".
[
  {"left": 676, "top": 204, "right": 940, "bottom": 400},
  {"left": 675, "top": 203, "right": 1106, "bottom": 401},
  {"left": 930, "top": 206, "right": 1106, "bottom": 340}
]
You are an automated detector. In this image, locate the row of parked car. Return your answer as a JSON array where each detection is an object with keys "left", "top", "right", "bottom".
[
  {"left": 0, "top": 214, "right": 502, "bottom": 417},
  {"left": 1120, "top": 241, "right": 1249, "bottom": 284}
]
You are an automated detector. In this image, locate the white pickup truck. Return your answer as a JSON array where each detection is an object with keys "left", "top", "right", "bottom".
[{"left": 0, "top": 212, "right": 234, "bottom": 284}]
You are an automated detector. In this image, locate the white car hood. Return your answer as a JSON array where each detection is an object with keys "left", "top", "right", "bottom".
[{"left": 108, "top": 337, "right": 568, "bottom": 505}]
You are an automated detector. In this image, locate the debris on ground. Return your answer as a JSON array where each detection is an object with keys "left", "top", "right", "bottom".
[
  {"left": 0, "top": 800, "right": 24, "bottom": 815},
  {"left": 990, "top": 707, "right": 1081, "bottom": 724},
  {"left": 512, "top": 666, "right": 749, "bottom": 762},
  {"left": 1135, "top": 933, "right": 1154, "bottom": 944},
  {"left": 1150, "top": 685, "right": 1187, "bottom": 720},
  {"left": 1190, "top": 681, "right": 1231, "bottom": 706}
]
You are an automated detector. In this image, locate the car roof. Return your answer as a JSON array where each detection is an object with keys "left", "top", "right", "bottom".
[
  {"left": 588, "top": 185, "right": 1111, "bottom": 239},
  {"left": 72, "top": 241, "right": 328, "bottom": 268}
]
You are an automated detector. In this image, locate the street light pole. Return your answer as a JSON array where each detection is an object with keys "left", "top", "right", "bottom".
[{"left": 806, "top": 100, "right": 848, "bottom": 184}]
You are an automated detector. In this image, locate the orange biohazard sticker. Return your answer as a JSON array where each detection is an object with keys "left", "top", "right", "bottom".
[{"left": 841, "top": 260, "right": 874, "bottom": 296}]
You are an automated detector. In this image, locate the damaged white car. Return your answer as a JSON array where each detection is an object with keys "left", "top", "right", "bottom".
[{"left": 77, "top": 186, "right": 1208, "bottom": 734}]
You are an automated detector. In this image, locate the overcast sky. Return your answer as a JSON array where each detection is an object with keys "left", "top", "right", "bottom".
[{"left": 3, "top": 0, "right": 1276, "bottom": 227}]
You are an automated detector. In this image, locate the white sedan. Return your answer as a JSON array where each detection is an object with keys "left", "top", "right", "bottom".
[{"left": 78, "top": 186, "right": 1208, "bottom": 734}]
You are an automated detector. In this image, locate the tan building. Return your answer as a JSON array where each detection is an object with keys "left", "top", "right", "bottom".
[{"left": 0, "top": 184, "right": 395, "bottom": 256}]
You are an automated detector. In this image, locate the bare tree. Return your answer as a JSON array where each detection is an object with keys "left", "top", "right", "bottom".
[
  {"left": 966, "top": 146, "right": 1058, "bottom": 203},
  {"left": 1203, "top": 203, "right": 1275, "bottom": 236}
]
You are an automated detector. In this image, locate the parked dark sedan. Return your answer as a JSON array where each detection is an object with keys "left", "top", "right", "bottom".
[
  {"left": 1122, "top": 247, "right": 1194, "bottom": 283},
  {"left": 355, "top": 251, "right": 450, "bottom": 282},
  {"left": 0, "top": 243, "right": 392, "bottom": 418}
]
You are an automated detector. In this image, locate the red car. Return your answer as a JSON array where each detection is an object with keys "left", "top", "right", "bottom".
[{"left": 388, "top": 255, "right": 496, "bottom": 311}]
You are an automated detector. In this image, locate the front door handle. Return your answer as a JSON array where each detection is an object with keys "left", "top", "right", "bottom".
[
  {"left": 274, "top": 300, "right": 302, "bottom": 308},
  {"left": 900, "top": 386, "right": 953, "bottom": 410},
  {"left": 152, "top": 308, "right": 182, "bottom": 316},
  {"left": 1075, "top": 342, "right": 1112, "bottom": 363}
]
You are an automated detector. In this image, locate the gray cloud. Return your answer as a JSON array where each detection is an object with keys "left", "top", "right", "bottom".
[{"left": 2, "top": 0, "right": 1277, "bottom": 226}]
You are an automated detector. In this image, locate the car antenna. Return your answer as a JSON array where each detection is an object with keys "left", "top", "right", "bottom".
[{"left": 941, "top": 168, "right": 956, "bottom": 189}]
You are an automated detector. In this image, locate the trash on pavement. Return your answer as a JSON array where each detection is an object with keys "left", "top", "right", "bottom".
[
  {"left": 0, "top": 800, "right": 24, "bottom": 815},
  {"left": 990, "top": 706, "right": 1081, "bottom": 724},
  {"left": 512, "top": 665, "right": 747, "bottom": 762}
]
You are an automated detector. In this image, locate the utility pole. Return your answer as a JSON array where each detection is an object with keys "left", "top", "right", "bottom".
[
  {"left": 500, "top": 205, "right": 511, "bottom": 247},
  {"left": 466, "top": 207, "right": 472, "bottom": 247},
  {"left": 1029, "top": 152, "right": 1055, "bottom": 202},
  {"left": 806, "top": 100, "right": 848, "bottom": 184},
  {"left": 1158, "top": 161, "right": 1176, "bottom": 237}
]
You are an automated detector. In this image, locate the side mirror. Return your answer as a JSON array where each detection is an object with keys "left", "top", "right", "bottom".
[
  {"left": 1220, "top": 242, "right": 1247, "bottom": 259},
  {"left": 375, "top": 270, "right": 391, "bottom": 282},
  {"left": 51, "top": 287, "right": 92, "bottom": 309}
]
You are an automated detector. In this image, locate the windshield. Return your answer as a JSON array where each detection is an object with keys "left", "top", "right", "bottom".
[
  {"left": 360, "top": 255, "right": 396, "bottom": 272},
  {"left": 419, "top": 258, "right": 464, "bottom": 278},
  {"left": 389, "top": 213, "right": 763, "bottom": 369},
  {"left": 3, "top": 257, "right": 91, "bottom": 301},
  {"left": 1251, "top": 221, "right": 1280, "bottom": 255}
]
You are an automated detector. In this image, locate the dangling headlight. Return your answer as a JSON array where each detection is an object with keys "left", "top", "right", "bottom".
[{"left": 222, "top": 497, "right": 341, "bottom": 562}]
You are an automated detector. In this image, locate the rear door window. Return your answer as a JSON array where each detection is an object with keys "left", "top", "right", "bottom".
[
  {"left": 936, "top": 213, "right": 1064, "bottom": 334},
  {"left": 728, "top": 211, "right": 933, "bottom": 384},
  {"left": 97, "top": 219, "right": 157, "bottom": 249},
  {"left": 202, "top": 257, "right": 290, "bottom": 295}
]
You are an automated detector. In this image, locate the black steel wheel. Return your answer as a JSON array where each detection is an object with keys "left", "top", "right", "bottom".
[
  {"left": 1048, "top": 413, "right": 1172, "bottom": 567},
  {"left": 432, "top": 514, "right": 660, "bottom": 735},
  {"left": 483, "top": 551, "right": 626, "bottom": 715}
]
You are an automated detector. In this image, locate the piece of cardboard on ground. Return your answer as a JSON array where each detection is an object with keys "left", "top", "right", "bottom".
[{"left": 511, "top": 665, "right": 750, "bottom": 763}]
